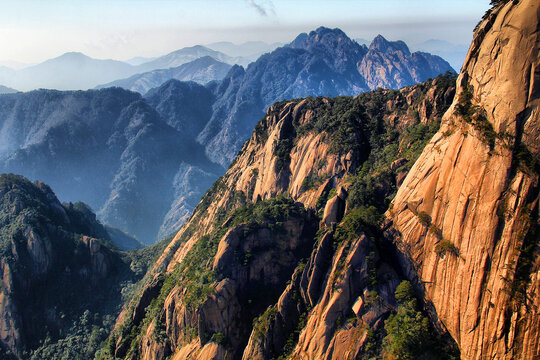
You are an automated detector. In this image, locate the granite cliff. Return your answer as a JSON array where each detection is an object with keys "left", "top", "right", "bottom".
[
  {"left": 100, "top": 1, "right": 539, "bottom": 359},
  {"left": 387, "top": 0, "right": 540, "bottom": 358},
  {"left": 102, "top": 73, "right": 457, "bottom": 359}
]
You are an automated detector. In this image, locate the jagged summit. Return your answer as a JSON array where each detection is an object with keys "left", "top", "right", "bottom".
[
  {"left": 369, "top": 34, "right": 411, "bottom": 55},
  {"left": 288, "top": 27, "right": 365, "bottom": 57}
]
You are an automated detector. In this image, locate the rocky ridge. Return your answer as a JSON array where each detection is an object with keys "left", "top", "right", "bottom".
[{"left": 102, "top": 73, "right": 457, "bottom": 360}]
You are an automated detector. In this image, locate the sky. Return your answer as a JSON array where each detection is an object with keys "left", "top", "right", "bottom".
[{"left": 0, "top": 0, "right": 491, "bottom": 65}]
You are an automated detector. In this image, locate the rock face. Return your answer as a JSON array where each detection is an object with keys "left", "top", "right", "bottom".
[
  {"left": 105, "top": 75, "right": 456, "bottom": 360},
  {"left": 0, "top": 174, "right": 136, "bottom": 358},
  {"left": 387, "top": 0, "right": 540, "bottom": 358}
]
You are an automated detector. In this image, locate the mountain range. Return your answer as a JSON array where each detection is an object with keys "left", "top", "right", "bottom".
[
  {"left": 0, "top": 28, "right": 454, "bottom": 244},
  {"left": 0, "top": 46, "right": 248, "bottom": 92},
  {"left": 98, "top": 1, "right": 540, "bottom": 358},
  {"left": 96, "top": 56, "right": 232, "bottom": 94},
  {"left": 0, "top": 1, "right": 538, "bottom": 359}
]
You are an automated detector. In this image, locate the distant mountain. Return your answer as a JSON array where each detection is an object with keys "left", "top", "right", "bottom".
[
  {"left": 124, "top": 56, "right": 157, "bottom": 66},
  {"left": 0, "top": 87, "right": 220, "bottom": 243},
  {"left": 105, "top": 225, "right": 145, "bottom": 250},
  {"left": 136, "top": 45, "right": 247, "bottom": 71},
  {"left": 412, "top": 39, "right": 468, "bottom": 72},
  {"left": 0, "top": 52, "right": 136, "bottom": 91},
  {"left": 0, "top": 60, "right": 33, "bottom": 70},
  {"left": 0, "top": 85, "right": 17, "bottom": 94},
  {"left": 0, "top": 27, "right": 454, "bottom": 243},
  {"left": 96, "top": 56, "right": 232, "bottom": 94},
  {"left": 359, "top": 34, "right": 456, "bottom": 89},
  {"left": 0, "top": 47, "right": 246, "bottom": 92}
]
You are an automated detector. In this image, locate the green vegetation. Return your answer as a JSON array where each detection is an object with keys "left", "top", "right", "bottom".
[
  {"left": 501, "top": 204, "right": 539, "bottom": 310},
  {"left": 435, "top": 240, "right": 460, "bottom": 258},
  {"left": 454, "top": 82, "right": 500, "bottom": 149},
  {"left": 515, "top": 143, "right": 540, "bottom": 175},
  {"left": 301, "top": 173, "right": 324, "bottom": 191},
  {"left": 417, "top": 211, "right": 432, "bottom": 226},
  {"left": 252, "top": 305, "right": 278, "bottom": 340},
  {"left": 383, "top": 281, "right": 458, "bottom": 360},
  {"left": 273, "top": 138, "right": 294, "bottom": 172},
  {"left": 383, "top": 282, "right": 432, "bottom": 359}
]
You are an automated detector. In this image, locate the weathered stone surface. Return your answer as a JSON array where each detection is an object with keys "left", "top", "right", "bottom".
[
  {"left": 108, "top": 63, "right": 457, "bottom": 360},
  {"left": 387, "top": 1, "right": 540, "bottom": 358}
]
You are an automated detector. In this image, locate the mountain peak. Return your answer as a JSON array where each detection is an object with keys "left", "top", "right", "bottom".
[
  {"left": 58, "top": 51, "right": 90, "bottom": 60},
  {"left": 369, "top": 35, "right": 410, "bottom": 55},
  {"left": 289, "top": 26, "right": 354, "bottom": 50}
]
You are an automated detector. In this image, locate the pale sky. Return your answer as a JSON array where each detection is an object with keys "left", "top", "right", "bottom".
[{"left": 0, "top": 0, "right": 491, "bottom": 64}]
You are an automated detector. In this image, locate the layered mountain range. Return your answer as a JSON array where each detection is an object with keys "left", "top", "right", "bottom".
[
  {"left": 96, "top": 56, "right": 233, "bottom": 95},
  {"left": 0, "top": 46, "right": 245, "bottom": 92},
  {"left": 95, "top": 1, "right": 538, "bottom": 359},
  {"left": 0, "top": 29, "right": 453, "bottom": 244},
  {"left": 0, "top": 0, "right": 537, "bottom": 359}
]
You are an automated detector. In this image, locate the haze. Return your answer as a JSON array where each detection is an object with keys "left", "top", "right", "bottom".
[{"left": 1, "top": 0, "right": 490, "bottom": 64}]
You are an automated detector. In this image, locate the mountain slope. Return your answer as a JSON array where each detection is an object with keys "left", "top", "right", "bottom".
[
  {"left": 387, "top": 0, "right": 540, "bottom": 358},
  {"left": 0, "top": 87, "right": 216, "bottom": 243},
  {"left": 101, "top": 74, "right": 457, "bottom": 360},
  {"left": 0, "top": 174, "right": 136, "bottom": 359},
  {"left": 96, "top": 56, "right": 232, "bottom": 94}
]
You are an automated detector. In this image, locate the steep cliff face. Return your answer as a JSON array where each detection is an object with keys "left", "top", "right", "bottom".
[
  {"left": 387, "top": 0, "right": 539, "bottom": 358},
  {"left": 105, "top": 74, "right": 456, "bottom": 360},
  {"left": 0, "top": 175, "right": 121, "bottom": 358}
]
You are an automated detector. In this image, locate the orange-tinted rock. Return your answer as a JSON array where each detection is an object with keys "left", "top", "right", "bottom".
[{"left": 387, "top": 1, "right": 540, "bottom": 358}]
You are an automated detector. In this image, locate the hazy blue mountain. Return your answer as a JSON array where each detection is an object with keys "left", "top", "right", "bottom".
[
  {"left": 97, "top": 56, "right": 232, "bottom": 94},
  {"left": 0, "top": 48, "right": 242, "bottom": 92},
  {"left": 0, "top": 87, "right": 217, "bottom": 243},
  {"left": 0, "top": 66, "right": 16, "bottom": 86},
  {"left": 0, "top": 85, "right": 17, "bottom": 94},
  {"left": 413, "top": 39, "right": 469, "bottom": 72},
  {"left": 136, "top": 45, "right": 247, "bottom": 71},
  {"left": 124, "top": 56, "right": 157, "bottom": 66},
  {"left": 104, "top": 225, "right": 145, "bottom": 250},
  {"left": 199, "top": 28, "right": 453, "bottom": 166},
  {"left": 0, "top": 27, "right": 454, "bottom": 242},
  {"left": 0, "top": 52, "right": 136, "bottom": 91}
]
